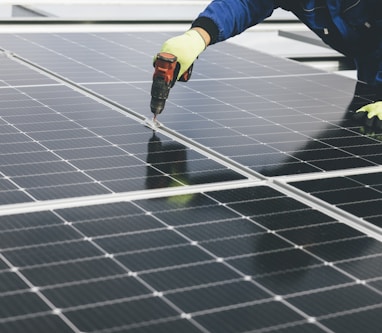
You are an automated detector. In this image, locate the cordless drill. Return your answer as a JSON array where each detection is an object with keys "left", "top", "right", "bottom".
[{"left": 150, "top": 52, "right": 193, "bottom": 120}]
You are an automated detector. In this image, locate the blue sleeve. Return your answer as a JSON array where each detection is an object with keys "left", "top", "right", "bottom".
[{"left": 195, "top": 0, "right": 277, "bottom": 42}]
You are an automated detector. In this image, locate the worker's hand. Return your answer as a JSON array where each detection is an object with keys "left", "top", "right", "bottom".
[
  {"left": 354, "top": 101, "right": 382, "bottom": 129},
  {"left": 158, "top": 29, "right": 207, "bottom": 80}
]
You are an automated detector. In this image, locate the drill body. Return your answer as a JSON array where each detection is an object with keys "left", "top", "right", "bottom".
[{"left": 150, "top": 52, "right": 193, "bottom": 118}]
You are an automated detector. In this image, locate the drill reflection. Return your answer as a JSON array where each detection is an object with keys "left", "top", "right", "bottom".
[{"left": 145, "top": 132, "right": 189, "bottom": 190}]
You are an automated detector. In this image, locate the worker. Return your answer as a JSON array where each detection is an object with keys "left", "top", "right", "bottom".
[{"left": 157, "top": 0, "right": 382, "bottom": 128}]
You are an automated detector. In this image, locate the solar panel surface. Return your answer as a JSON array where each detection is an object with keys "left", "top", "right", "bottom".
[{"left": 0, "top": 31, "right": 381, "bottom": 333}]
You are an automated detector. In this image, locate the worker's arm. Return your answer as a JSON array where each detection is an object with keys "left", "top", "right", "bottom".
[{"left": 157, "top": 0, "right": 277, "bottom": 79}]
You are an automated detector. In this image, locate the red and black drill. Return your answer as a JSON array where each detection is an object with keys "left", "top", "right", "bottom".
[{"left": 150, "top": 52, "right": 193, "bottom": 121}]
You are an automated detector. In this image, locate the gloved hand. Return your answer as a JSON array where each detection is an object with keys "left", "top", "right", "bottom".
[
  {"left": 354, "top": 101, "right": 382, "bottom": 129},
  {"left": 158, "top": 29, "right": 206, "bottom": 80}
]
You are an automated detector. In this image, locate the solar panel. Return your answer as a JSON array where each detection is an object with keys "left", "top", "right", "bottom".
[
  {"left": 0, "top": 31, "right": 382, "bottom": 333},
  {"left": 1, "top": 33, "right": 379, "bottom": 178}
]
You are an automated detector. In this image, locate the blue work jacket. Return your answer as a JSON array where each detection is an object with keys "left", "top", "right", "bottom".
[{"left": 195, "top": 0, "right": 382, "bottom": 86}]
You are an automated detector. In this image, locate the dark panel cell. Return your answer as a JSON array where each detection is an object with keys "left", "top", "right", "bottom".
[
  {"left": 228, "top": 249, "right": 320, "bottom": 277},
  {"left": 311, "top": 156, "right": 373, "bottom": 170},
  {"left": 118, "top": 241, "right": 213, "bottom": 270},
  {"left": 4, "top": 113, "right": 67, "bottom": 125},
  {"left": 369, "top": 279, "right": 382, "bottom": 292},
  {"left": 42, "top": 276, "right": 150, "bottom": 308},
  {"left": 31, "top": 128, "right": 95, "bottom": 141},
  {"left": 0, "top": 142, "right": 45, "bottom": 154},
  {"left": 0, "top": 258, "right": 8, "bottom": 270},
  {"left": 291, "top": 177, "right": 358, "bottom": 193},
  {"left": 141, "top": 262, "right": 240, "bottom": 291},
  {"left": 4, "top": 240, "right": 103, "bottom": 267},
  {"left": 178, "top": 217, "right": 265, "bottom": 241},
  {"left": 21, "top": 258, "right": 126, "bottom": 286},
  {"left": 75, "top": 115, "right": 132, "bottom": 129},
  {"left": 0, "top": 124, "right": 19, "bottom": 134},
  {"left": 103, "top": 175, "right": 181, "bottom": 193},
  {"left": 16, "top": 120, "right": 82, "bottom": 133},
  {"left": 337, "top": 255, "right": 382, "bottom": 280},
  {"left": 0, "top": 211, "right": 63, "bottom": 231},
  {"left": 343, "top": 143, "right": 382, "bottom": 156},
  {"left": 154, "top": 205, "right": 241, "bottom": 227},
  {"left": 0, "top": 190, "right": 33, "bottom": 205},
  {"left": 321, "top": 135, "right": 379, "bottom": 147},
  {"left": 339, "top": 199, "right": 382, "bottom": 218},
  {"left": 201, "top": 233, "right": 291, "bottom": 257},
  {"left": 134, "top": 194, "right": 216, "bottom": 213},
  {"left": 253, "top": 209, "right": 335, "bottom": 230},
  {"left": 0, "top": 292, "right": 50, "bottom": 319},
  {"left": 167, "top": 280, "right": 271, "bottom": 313},
  {"left": 65, "top": 297, "right": 178, "bottom": 332},
  {"left": 314, "top": 187, "right": 381, "bottom": 204},
  {"left": 28, "top": 182, "right": 110, "bottom": 200},
  {"left": 322, "top": 306, "right": 382, "bottom": 333},
  {"left": 0, "top": 271, "right": 29, "bottom": 293},
  {"left": 216, "top": 143, "right": 279, "bottom": 157},
  {"left": 207, "top": 186, "right": 282, "bottom": 203},
  {"left": 279, "top": 223, "right": 363, "bottom": 246},
  {"left": 195, "top": 301, "right": 303, "bottom": 333},
  {"left": 56, "top": 201, "right": 143, "bottom": 222},
  {"left": 0, "top": 225, "right": 81, "bottom": 250},
  {"left": 0, "top": 161, "right": 75, "bottom": 177},
  {"left": 255, "top": 265, "right": 352, "bottom": 295},
  {"left": 74, "top": 214, "right": 163, "bottom": 237},
  {"left": 0, "top": 314, "right": 74, "bottom": 333},
  {"left": 307, "top": 237, "right": 382, "bottom": 262},
  {"left": 366, "top": 216, "right": 382, "bottom": 228},
  {"left": 87, "top": 164, "right": 156, "bottom": 181},
  {"left": 253, "top": 158, "right": 322, "bottom": 177},
  {"left": 56, "top": 146, "right": 124, "bottom": 160},
  {"left": 41, "top": 137, "right": 109, "bottom": 150},
  {"left": 170, "top": 167, "right": 245, "bottom": 184},
  {"left": 0, "top": 151, "right": 60, "bottom": 166},
  {"left": 266, "top": 323, "right": 327, "bottom": 332},
  {"left": 121, "top": 319, "right": 202, "bottom": 333},
  {"left": 291, "top": 177, "right": 362, "bottom": 193},
  {"left": 0, "top": 133, "right": 30, "bottom": 144},
  {"left": 349, "top": 172, "right": 382, "bottom": 186},
  {"left": 269, "top": 139, "right": 330, "bottom": 153},
  {"left": 228, "top": 197, "right": 308, "bottom": 217},
  {"left": 14, "top": 171, "right": 95, "bottom": 189},
  {"left": 95, "top": 229, "right": 187, "bottom": 254},
  {"left": 69, "top": 154, "right": 143, "bottom": 170},
  {"left": 288, "top": 284, "right": 382, "bottom": 317}
]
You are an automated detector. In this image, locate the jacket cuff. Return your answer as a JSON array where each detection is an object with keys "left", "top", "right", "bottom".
[{"left": 191, "top": 17, "right": 219, "bottom": 45}]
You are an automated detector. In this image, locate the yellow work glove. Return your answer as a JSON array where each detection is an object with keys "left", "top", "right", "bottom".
[
  {"left": 355, "top": 101, "right": 382, "bottom": 129},
  {"left": 158, "top": 29, "right": 206, "bottom": 80}
]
